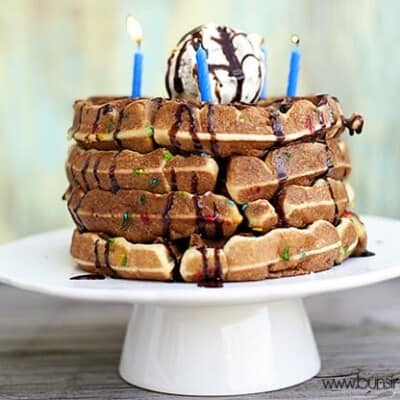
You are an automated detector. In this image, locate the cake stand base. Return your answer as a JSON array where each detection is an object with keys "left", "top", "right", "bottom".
[{"left": 119, "top": 298, "right": 320, "bottom": 395}]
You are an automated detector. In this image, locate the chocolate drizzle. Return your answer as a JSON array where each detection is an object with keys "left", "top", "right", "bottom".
[
  {"left": 163, "top": 193, "right": 174, "bottom": 237},
  {"left": 170, "top": 168, "right": 178, "bottom": 191},
  {"left": 104, "top": 239, "right": 118, "bottom": 278},
  {"left": 81, "top": 154, "right": 91, "bottom": 192},
  {"left": 92, "top": 103, "right": 113, "bottom": 134},
  {"left": 269, "top": 109, "right": 285, "bottom": 140},
  {"left": 169, "top": 103, "right": 201, "bottom": 151},
  {"left": 344, "top": 113, "right": 364, "bottom": 136},
  {"left": 109, "top": 153, "right": 120, "bottom": 193},
  {"left": 191, "top": 171, "right": 199, "bottom": 193},
  {"left": 357, "top": 250, "right": 375, "bottom": 257},
  {"left": 67, "top": 190, "right": 87, "bottom": 233},
  {"left": 70, "top": 273, "right": 105, "bottom": 280},
  {"left": 197, "top": 247, "right": 223, "bottom": 288},
  {"left": 213, "top": 27, "right": 245, "bottom": 102},
  {"left": 94, "top": 239, "right": 101, "bottom": 269},
  {"left": 207, "top": 104, "right": 220, "bottom": 157}
]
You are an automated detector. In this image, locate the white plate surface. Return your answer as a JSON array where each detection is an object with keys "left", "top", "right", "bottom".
[{"left": 0, "top": 215, "right": 398, "bottom": 306}]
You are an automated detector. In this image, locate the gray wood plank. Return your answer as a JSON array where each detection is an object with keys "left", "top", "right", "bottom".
[{"left": 1, "top": 282, "right": 400, "bottom": 399}]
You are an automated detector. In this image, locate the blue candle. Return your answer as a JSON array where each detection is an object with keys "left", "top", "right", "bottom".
[
  {"left": 195, "top": 41, "right": 213, "bottom": 103},
  {"left": 259, "top": 45, "right": 268, "bottom": 99},
  {"left": 126, "top": 16, "right": 143, "bottom": 98},
  {"left": 132, "top": 49, "right": 143, "bottom": 98},
  {"left": 286, "top": 34, "right": 301, "bottom": 97}
]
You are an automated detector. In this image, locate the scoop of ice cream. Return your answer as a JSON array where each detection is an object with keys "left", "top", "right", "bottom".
[{"left": 166, "top": 23, "right": 265, "bottom": 104}]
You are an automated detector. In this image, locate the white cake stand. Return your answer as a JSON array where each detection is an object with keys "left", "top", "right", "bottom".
[{"left": 0, "top": 215, "right": 398, "bottom": 396}]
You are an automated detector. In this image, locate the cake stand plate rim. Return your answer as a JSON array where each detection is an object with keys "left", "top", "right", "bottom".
[{"left": 0, "top": 214, "right": 398, "bottom": 306}]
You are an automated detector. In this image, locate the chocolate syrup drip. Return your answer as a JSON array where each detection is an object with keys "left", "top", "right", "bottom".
[
  {"left": 193, "top": 195, "right": 206, "bottom": 236},
  {"left": 163, "top": 193, "right": 174, "bottom": 237},
  {"left": 70, "top": 164, "right": 80, "bottom": 186},
  {"left": 81, "top": 154, "right": 91, "bottom": 191},
  {"left": 170, "top": 168, "right": 178, "bottom": 191},
  {"left": 170, "top": 38, "right": 191, "bottom": 95},
  {"left": 113, "top": 101, "right": 133, "bottom": 148},
  {"left": 326, "top": 179, "right": 339, "bottom": 220},
  {"left": 93, "top": 157, "right": 102, "bottom": 189},
  {"left": 325, "top": 144, "right": 334, "bottom": 171},
  {"left": 344, "top": 114, "right": 364, "bottom": 136},
  {"left": 169, "top": 103, "right": 201, "bottom": 151},
  {"left": 207, "top": 104, "right": 220, "bottom": 157},
  {"left": 197, "top": 247, "right": 223, "bottom": 288},
  {"left": 109, "top": 153, "right": 120, "bottom": 193},
  {"left": 275, "top": 154, "right": 288, "bottom": 182},
  {"left": 191, "top": 171, "right": 199, "bottom": 193},
  {"left": 213, "top": 27, "right": 245, "bottom": 102},
  {"left": 94, "top": 239, "right": 101, "bottom": 269},
  {"left": 68, "top": 190, "right": 87, "bottom": 232},
  {"left": 70, "top": 273, "right": 105, "bottom": 280},
  {"left": 151, "top": 97, "right": 163, "bottom": 120},
  {"left": 213, "top": 203, "right": 224, "bottom": 239},
  {"left": 104, "top": 240, "right": 118, "bottom": 278},
  {"left": 357, "top": 250, "right": 375, "bottom": 257},
  {"left": 92, "top": 103, "right": 113, "bottom": 134},
  {"left": 269, "top": 110, "right": 285, "bottom": 140}
]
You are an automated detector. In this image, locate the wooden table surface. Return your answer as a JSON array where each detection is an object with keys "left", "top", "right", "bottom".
[{"left": 1, "top": 280, "right": 400, "bottom": 400}]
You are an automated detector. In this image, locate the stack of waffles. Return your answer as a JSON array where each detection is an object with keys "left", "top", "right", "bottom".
[{"left": 64, "top": 94, "right": 368, "bottom": 285}]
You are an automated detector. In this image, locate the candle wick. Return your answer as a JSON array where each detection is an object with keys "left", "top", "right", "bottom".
[{"left": 136, "top": 40, "right": 142, "bottom": 50}]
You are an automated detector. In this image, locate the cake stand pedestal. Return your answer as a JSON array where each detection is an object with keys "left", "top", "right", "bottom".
[
  {"left": 119, "top": 299, "right": 319, "bottom": 395},
  {"left": 0, "top": 216, "right": 398, "bottom": 396}
]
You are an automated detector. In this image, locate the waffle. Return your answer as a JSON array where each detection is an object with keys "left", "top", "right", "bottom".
[
  {"left": 66, "top": 146, "right": 218, "bottom": 194},
  {"left": 70, "top": 213, "right": 367, "bottom": 282},
  {"left": 65, "top": 94, "right": 369, "bottom": 285},
  {"left": 226, "top": 139, "right": 350, "bottom": 204},
  {"left": 65, "top": 186, "right": 243, "bottom": 243},
  {"left": 69, "top": 95, "right": 363, "bottom": 157}
]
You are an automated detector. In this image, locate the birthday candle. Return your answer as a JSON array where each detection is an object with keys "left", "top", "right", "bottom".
[
  {"left": 286, "top": 34, "right": 301, "bottom": 97},
  {"left": 195, "top": 40, "right": 213, "bottom": 103},
  {"left": 126, "top": 16, "right": 143, "bottom": 98},
  {"left": 259, "top": 45, "right": 268, "bottom": 99}
]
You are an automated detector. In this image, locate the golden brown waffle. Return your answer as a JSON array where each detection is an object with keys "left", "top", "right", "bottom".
[
  {"left": 65, "top": 187, "right": 243, "bottom": 243},
  {"left": 69, "top": 95, "right": 363, "bottom": 157},
  {"left": 226, "top": 138, "right": 350, "bottom": 204},
  {"left": 66, "top": 146, "right": 218, "bottom": 194},
  {"left": 70, "top": 213, "right": 367, "bottom": 282}
]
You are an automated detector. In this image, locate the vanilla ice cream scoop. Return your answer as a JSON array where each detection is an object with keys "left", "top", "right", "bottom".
[{"left": 166, "top": 23, "right": 265, "bottom": 104}]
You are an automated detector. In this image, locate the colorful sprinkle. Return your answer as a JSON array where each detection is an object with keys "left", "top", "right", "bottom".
[
  {"left": 122, "top": 212, "right": 130, "bottom": 223},
  {"left": 140, "top": 213, "right": 150, "bottom": 224},
  {"left": 97, "top": 133, "right": 107, "bottom": 141},
  {"left": 150, "top": 177, "right": 159, "bottom": 186},
  {"left": 140, "top": 194, "right": 146, "bottom": 205},
  {"left": 252, "top": 226, "right": 263, "bottom": 232},
  {"left": 108, "top": 237, "right": 116, "bottom": 244},
  {"left": 105, "top": 119, "right": 114, "bottom": 133},
  {"left": 178, "top": 191, "right": 187, "bottom": 199},
  {"left": 282, "top": 151, "right": 291, "bottom": 161},
  {"left": 163, "top": 150, "right": 174, "bottom": 162},
  {"left": 134, "top": 168, "right": 145, "bottom": 175},
  {"left": 225, "top": 199, "right": 235, "bottom": 207},
  {"left": 122, "top": 111, "right": 130, "bottom": 120},
  {"left": 145, "top": 124, "right": 154, "bottom": 136},
  {"left": 343, "top": 245, "right": 350, "bottom": 255},
  {"left": 282, "top": 246, "right": 290, "bottom": 261},
  {"left": 204, "top": 215, "right": 216, "bottom": 223},
  {"left": 120, "top": 253, "right": 128, "bottom": 267},
  {"left": 241, "top": 203, "right": 248, "bottom": 211},
  {"left": 300, "top": 251, "right": 307, "bottom": 260}
]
